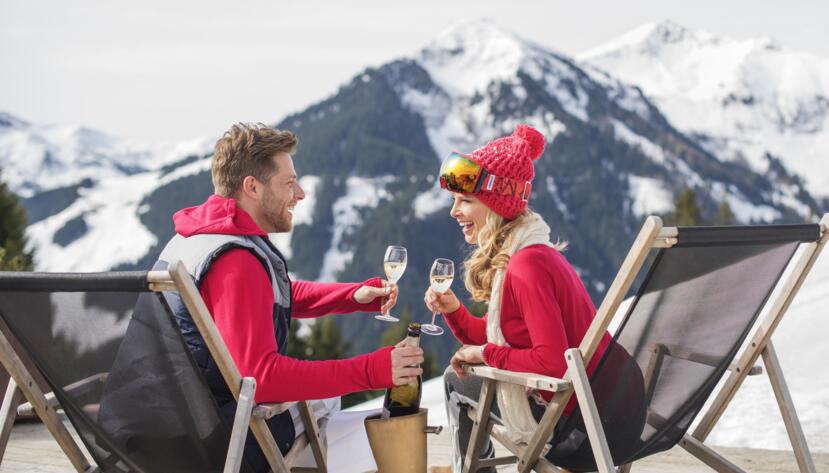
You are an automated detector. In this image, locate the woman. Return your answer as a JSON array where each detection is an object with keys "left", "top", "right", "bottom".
[{"left": 424, "top": 125, "right": 639, "bottom": 472}]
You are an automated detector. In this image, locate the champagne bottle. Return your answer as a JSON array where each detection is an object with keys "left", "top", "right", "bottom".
[{"left": 382, "top": 323, "right": 422, "bottom": 419}]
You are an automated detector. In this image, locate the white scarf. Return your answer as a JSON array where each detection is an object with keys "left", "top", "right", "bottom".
[{"left": 486, "top": 212, "right": 553, "bottom": 444}]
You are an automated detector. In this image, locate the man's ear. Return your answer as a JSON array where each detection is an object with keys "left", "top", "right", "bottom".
[{"left": 240, "top": 176, "right": 259, "bottom": 200}]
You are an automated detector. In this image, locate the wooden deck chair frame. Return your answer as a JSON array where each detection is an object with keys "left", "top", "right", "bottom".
[
  {"left": 460, "top": 214, "right": 828, "bottom": 473},
  {"left": 0, "top": 261, "right": 328, "bottom": 473}
]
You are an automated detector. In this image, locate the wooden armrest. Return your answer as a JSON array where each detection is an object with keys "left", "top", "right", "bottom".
[
  {"left": 655, "top": 343, "right": 763, "bottom": 376},
  {"left": 17, "top": 372, "right": 108, "bottom": 418},
  {"left": 252, "top": 401, "right": 293, "bottom": 419},
  {"left": 463, "top": 365, "right": 570, "bottom": 392}
]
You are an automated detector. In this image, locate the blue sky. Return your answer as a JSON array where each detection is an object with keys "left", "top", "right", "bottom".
[{"left": 2, "top": 0, "right": 827, "bottom": 142}]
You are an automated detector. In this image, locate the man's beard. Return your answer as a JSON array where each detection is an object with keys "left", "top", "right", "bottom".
[
  {"left": 262, "top": 191, "right": 292, "bottom": 233},
  {"left": 269, "top": 209, "right": 292, "bottom": 233}
]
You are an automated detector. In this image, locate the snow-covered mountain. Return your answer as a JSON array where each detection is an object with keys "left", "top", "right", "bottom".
[
  {"left": 580, "top": 20, "right": 829, "bottom": 203},
  {"left": 0, "top": 112, "right": 214, "bottom": 198}
]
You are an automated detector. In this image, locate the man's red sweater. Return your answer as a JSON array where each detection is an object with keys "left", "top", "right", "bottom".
[
  {"left": 173, "top": 195, "right": 394, "bottom": 404},
  {"left": 443, "top": 244, "right": 611, "bottom": 414}
]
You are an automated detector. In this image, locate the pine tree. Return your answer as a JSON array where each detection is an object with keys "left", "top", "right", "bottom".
[
  {"left": 285, "top": 319, "right": 310, "bottom": 359},
  {"left": 286, "top": 317, "right": 350, "bottom": 361},
  {"left": 713, "top": 200, "right": 736, "bottom": 226},
  {"left": 305, "top": 318, "right": 351, "bottom": 361},
  {"left": 668, "top": 188, "right": 702, "bottom": 227},
  {"left": 0, "top": 172, "right": 33, "bottom": 271},
  {"left": 287, "top": 317, "right": 371, "bottom": 409}
]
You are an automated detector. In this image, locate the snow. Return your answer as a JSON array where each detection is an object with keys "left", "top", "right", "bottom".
[
  {"left": 157, "top": 154, "right": 212, "bottom": 185},
  {"left": 419, "top": 19, "right": 526, "bottom": 98},
  {"left": 0, "top": 111, "right": 214, "bottom": 197},
  {"left": 612, "top": 120, "right": 667, "bottom": 164},
  {"left": 26, "top": 171, "right": 161, "bottom": 271},
  {"left": 583, "top": 66, "right": 653, "bottom": 121},
  {"left": 627, "top": 175, "right": 674, "bottom": 217},
  {"left": 709, "top": 182, "right": 783, "bottom": 223},
  {"left": 523, "top": 55, "right": 590, "bottom": 122},
  {"left": 580, "top": 20, "right": 829, "bottom": 199},
  {"left": 413, "top": 183, "right": 450, "bottom": 219},
  {"left": 148, "top": 136, "right": 215, "bottom": 169},
  {"left": 397, "top": 85, "right": 452, "bottom": 132},
  {"left": 318, "top": 176, "right": 396, "bottom": 281}
]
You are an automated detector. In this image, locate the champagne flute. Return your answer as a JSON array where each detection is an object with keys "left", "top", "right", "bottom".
[
  {"left": 375, "top": 245, "right": 407, "bottom": 322},
  {"left": 422, "top": 258, "right": 454, "bottom": 335}
]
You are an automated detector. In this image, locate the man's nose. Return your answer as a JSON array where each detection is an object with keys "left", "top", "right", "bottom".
[{"left": 295, "top": 183, "right": 306, "bottom": 200}]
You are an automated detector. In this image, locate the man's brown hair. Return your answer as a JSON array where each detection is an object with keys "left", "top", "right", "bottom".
[{"left": 211, "top": 123, "right": 299, "bottom": 197}]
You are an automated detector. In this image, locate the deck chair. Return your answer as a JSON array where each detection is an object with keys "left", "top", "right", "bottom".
[
  {"left": 0, "top": 261, "right": 327, "bottom": 473},
  {"left": 461, "top": 214, "right": 828, "bottom": 473}
]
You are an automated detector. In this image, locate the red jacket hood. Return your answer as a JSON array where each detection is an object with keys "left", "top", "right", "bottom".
[{"left": 173, "top": 195, "right": 267, "bottom": 237}]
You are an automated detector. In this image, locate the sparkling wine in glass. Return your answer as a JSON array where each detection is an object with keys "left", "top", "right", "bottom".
[
  {"left": 376, "top": 245, "right": 407, "bottom": 322},
  {"left": 423, "top": 258, "right": 454, "bottom": 335}
]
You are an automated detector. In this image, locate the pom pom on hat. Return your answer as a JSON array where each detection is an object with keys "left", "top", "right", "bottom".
[
  {"left": 514, "top": 124, "right": 545, "bottom": 161},
  {"left": 463, "top": 124, "right": 547, "bottom": 219}
]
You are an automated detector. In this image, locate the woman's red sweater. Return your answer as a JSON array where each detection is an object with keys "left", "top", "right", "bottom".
[{"left": 443, "top": 244, "right": 611, "bottom": 414}]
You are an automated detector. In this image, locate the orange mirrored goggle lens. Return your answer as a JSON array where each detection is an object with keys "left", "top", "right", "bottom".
[{"left": 439, "top": 153, "right": 484, "bottom": 194}]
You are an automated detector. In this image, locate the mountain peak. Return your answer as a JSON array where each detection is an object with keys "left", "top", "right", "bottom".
[
  {"left": 638, "top": 19, "right": 695, "bottom": 44},
  {"left": 581, "top": 20, "right": 714, "bottom": 59},
  {"left": 429, "top": 19, "right": 522, "bottom": 49},
  {"left": 418, "top": 19, "right": 529, "bottom": 97}
]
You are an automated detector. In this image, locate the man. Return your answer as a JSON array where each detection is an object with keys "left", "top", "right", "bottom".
[{"left": 154, "top": 123, "right": 423, "bottom": 471}]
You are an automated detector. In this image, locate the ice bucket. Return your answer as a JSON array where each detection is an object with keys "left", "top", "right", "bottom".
[{"left": 364, "top": 409, "right": 442, "bottom": 473}]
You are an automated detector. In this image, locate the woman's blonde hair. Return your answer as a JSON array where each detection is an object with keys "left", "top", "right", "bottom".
[{"left": 464, "top": 210, "right": 567, "bottom": 302}]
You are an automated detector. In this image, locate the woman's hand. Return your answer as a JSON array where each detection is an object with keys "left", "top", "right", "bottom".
[
  {"left": 353, "top": 280, "right": 399, "bottom": 313},
  {"left": 423, "top": 287, "right": 461, "bottom": 315},
  {"left": 450, "top": 344, "right": 485, "bottom": 379}
]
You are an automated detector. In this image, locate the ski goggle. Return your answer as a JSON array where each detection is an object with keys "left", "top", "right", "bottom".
[{"left": 439, "top": 152, "right": 532, "bottom": 201}]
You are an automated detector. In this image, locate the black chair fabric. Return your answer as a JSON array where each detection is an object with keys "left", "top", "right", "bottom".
[
  {"left": 0, "top": 272, "right": 244, "bottom": 473},
  {"left": 547, "top": 225, "right": 818, "bottom": 471}
]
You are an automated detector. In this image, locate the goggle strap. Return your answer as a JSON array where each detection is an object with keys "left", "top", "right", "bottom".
[
  {"left": 521, "top": 181, "right": 532, "bottom": 202},
  {"left": 486, "top": 174, "right": 533, "bottom": 200},
  {"left": 484, "top": 174, "right": 496, "bottom": 192}
]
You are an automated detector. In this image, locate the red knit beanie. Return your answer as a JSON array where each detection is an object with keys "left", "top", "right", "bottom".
[{"left": 466, "top": 124, "right": 546, "bottom": 219}]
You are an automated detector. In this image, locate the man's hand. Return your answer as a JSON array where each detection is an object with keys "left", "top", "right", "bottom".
[
  {"left": 390, "top": 340, "right": 424, "bottom": 386},
  {"left": 423, "top": 287, "right": 461, "bottom": 315},
  {"left": 450, "top": 345, "right": 485, "bottom": 379},
  {"left": 353, "top": 280, "right": 399, "bottom": 313}
]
